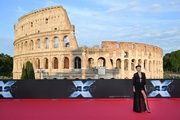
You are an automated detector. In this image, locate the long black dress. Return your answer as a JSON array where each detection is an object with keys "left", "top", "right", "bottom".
[{"left": 133, "top": 72, "right": 146, "bottom": 112}]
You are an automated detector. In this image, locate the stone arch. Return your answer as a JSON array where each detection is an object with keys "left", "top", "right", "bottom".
[
  {"left": 18, "top": 44, "right": 20, "bottom": 53},
  {"left": 74, "top": 57, "right": 81, "bottom": 69},
  {"left": 45, "top": 37, "right": 49, "bottom": 49},
  {"left": 153, "top": 60, "right": 155, "bottom": 72},
  {"left": 116, "top": 58, "right": 121, "bottom": 69},
  {"left": 44, "top": 58, "right": 48, "bottom": 69},
  {"left": 138, "top": 59, "right": 142, "bottom": 66},
  {"left": 149, "top": 60, "right": 152, "bottom": 72},
  {"left": 36, "top": 58, "right": 40, "bottom": 69},
  {"left": 124, "top": 59, "right": 128, "bottom": 71},
  {"left": 144, "top": 59, "right": 147, "bottom": 70},
  {"left": 144, "top": 46, "right": 147, "bottom": 52},
  {"left": 64, "top": 36, "right": 70, "bottom": 47},
  {"left": 88, "top": 58, "right": 94, "bottom": 68},
  {"left": 124, "top": 51, "right": 128, "bottom": 58},
  {"left": 110, "top": 59, "right": 113, "bottom": 68},
  {"left": 31, "top": 22, "right": 33, "bottom": 27},
  {"left": 54, "top": 36, "right": 59, "bottom": 48},
  {"left": 53, "top": 57, "right": 58, "bottom": 69},
  {"left": 45, "top": 18, "right": 49, "bottom": 24},
  {"left": 64, "top": 57, "right": 69, "bottom": 69},
  {"left": 30, "top": 40, "right": 34, "bottom": 50},
  {"left": 24, "top": 41, "right": 28, "bottom": 52},
  {"left": 21, "top": 42, "right": 23, "bottom": 52},
  {"left": 116, "top": 44, "right": 120, "bottom": 48},
  {"left": 131, "top": 59, "right": 135, "bottom": 71},
  {"left": 37, "top": 39, "right": 41, "bottom": 48},
  {"left": 132, "top": 43, "right": 135, "bottom": 49},
  {"left": 98, "top": 57, "right": 106, "bottom": 67}
]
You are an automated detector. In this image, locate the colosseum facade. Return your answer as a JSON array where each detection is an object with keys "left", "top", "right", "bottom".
[{"left": 13, "top": 5, "right": 163, "bottom": 79}]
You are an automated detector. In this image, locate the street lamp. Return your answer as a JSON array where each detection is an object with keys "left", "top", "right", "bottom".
[{"left": 37, "top": 68, "right": 45, "bottom": 79}]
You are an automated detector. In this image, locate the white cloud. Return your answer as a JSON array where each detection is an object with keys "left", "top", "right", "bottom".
[
  {"left": 147, "top": 4, "right": 161, "bottom": 12},
  {"left": 106, "top": 1, "right": 139, "bottom": 13},
  {"left": 15, "top": 6, "right": 28, "bottom": 17},
  {"left": 44, "top": 0, "right": 59, "bottom": 7},
  {"left": 170, "top": 0, "right": 180, "bottom": 5},
  {"left": 9, "top": 0, "right": 180, "bottom": 55}
]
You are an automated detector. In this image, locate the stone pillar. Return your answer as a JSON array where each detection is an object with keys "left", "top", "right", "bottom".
[
  {"left": 69, "top": 54, "right": 73, "bottom": 70},
  {"left": 121, "top": 58, "right": 124, "bottom": 79},
  {"left": 81, "top": 52, "right": 86, "bottom": 79}
]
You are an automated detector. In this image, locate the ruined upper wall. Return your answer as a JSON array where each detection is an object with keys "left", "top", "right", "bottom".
[
  {"left": 14, "top": 5, "right": 74, "bottom": 40},
  {"left": 101, "top": 41, "right": 163, "bottom": 57}
]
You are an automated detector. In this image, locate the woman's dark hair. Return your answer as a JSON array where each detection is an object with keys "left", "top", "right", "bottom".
[{"left": 135, "top": 65, "right": 141, "bottom": 68}]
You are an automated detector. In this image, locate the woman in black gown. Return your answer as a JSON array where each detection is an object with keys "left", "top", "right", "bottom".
[{"left": 133, "top": 65, "right": 151, "bottom": 113}]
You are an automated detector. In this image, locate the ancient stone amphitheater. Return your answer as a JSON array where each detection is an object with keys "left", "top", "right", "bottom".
[{"left": 13, "top": 5, "right": 163, "bottom": 79}]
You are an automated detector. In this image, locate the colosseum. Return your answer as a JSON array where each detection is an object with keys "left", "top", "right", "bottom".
[{"left": 13, "top": 5, "right": 163, "bottom": 79}]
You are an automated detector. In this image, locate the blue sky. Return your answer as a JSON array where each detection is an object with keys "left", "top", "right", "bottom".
[{"left": 0, "top": 0, "right": 180, "bottom": 56}]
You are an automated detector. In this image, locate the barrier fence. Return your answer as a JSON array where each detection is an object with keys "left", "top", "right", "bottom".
[{"left": 0, "top": 79, "right": 180, "bottom": 99}]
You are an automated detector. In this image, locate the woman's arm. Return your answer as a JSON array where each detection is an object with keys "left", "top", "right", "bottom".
[
  {"left": 144, "top": 72, "right": 147, "bottom": 92},
  {"left": 133, "top": 74, "right": 136, "bottom": 92},
  {"left": 144, "top": 85, "right": 147, "bottom": 92}
]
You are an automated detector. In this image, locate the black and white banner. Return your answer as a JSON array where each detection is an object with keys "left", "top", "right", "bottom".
[{"left": 0, "top": 79, "right": 179, "bottom": 99}]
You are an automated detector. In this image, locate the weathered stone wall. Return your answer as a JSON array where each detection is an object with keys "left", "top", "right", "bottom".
[{"left": 13, "top": 5, "right": 163, "bottom": 79}]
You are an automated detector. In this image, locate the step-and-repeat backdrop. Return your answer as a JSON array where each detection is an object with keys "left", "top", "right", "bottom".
[{"left": 0, "top": 79, "right": 179, "bottom": 99}]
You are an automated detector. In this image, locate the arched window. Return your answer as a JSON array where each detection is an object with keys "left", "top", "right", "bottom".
[
  {"left": 110, "top": 59, "right": 113, "bottom": 68},
  {"left": 98, "top": 57, "right": 106, "bottom": 67},
  {"left": 124, "top": 52, "right": 128, "bottom": 57},
  {"left": 138, "top": 59, "right": 142, "bottom": 66},
  {"left": 45, "top": 38, "right": 49, "bottom": 49},
  {"left": 37, "top": 39, "right": 41, "bottom": 48},
  {"left": 116, "top": 44, "right": 120, "bottom": 48},
  {"left": 53, "top": 57, "right": 58, "bottom": 69},
  {"left": 64, "top": 36, "right": 70, "bottom": 47},
  {"left": 45, "top": 18, "right": 48, "bottom": 24},
  {"left": 124, "top": 59, "right": 128, "bottom": 71},
  {"left": 24, "top": 41, "right": 28, "bottom": 52},
  {"left": 132, "top": 43, "right": 135, "bottom": 49},
  {"left": 88, "top": 58, "right": 94, "bottom": 68},
  {"left": 54, "top": 37, "right": 59, "bottom": 48},
  {"left": 45, "top": 58, "right": 48, "bottom": 69},
  {"left": 144, "top": 59, "right": 147, "bottom": 70},
  {"left": 37, "top": 59, "right": 40, "bottom": 69},
  {"left": 116, "top": 59, "right": 121, "bottom": 69},
  {"left": 149, "top": 61, "right": 151, "bottom": 72},
  {"left": 31, "top": 22, "right": 33, "bottom": 27},
  {"left": 153, "top": 60, "right": 155, "bottom": 72},
  {"left": 131, "top": 59, "right": 135, "bottom": 71},
  {"left": 74, "top": 57, "right": 81, "bottom": 69},
  {"left": 18, "top": 44, "right": 20, "bottom": 53},
  {"left": 21, "top": 42, "right": 23, "bottom": 52},
  {"left": 64, "top": 57, "right": 69, "bottom": 69},
  {"left": 31, "top": 40, "right": 34, "bottom": 50}
]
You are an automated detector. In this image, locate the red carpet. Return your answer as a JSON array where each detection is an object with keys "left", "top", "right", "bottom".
[{"left": 0, "top": 98, "right": 179, "bottom": 120}]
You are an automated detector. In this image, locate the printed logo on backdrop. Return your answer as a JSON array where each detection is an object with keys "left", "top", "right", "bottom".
[
  {"left": 148, "top": 80, "right": 174, "bottom": 97},
  {"left": 68, "top": 80, "right": 96, "bottom": 98},
  {"left": 0, "top": 81, "right": 16, "bottom": 98}
]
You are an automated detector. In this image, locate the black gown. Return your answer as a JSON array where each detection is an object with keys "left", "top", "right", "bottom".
[{"left": 132, "top": 72, "right": 146, "bottom": 112}]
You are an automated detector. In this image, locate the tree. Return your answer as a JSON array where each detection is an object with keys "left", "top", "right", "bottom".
[
  {"left": 0, "top": 53, "right": 13, "bottom": 77},
  {"left": 21, "top": 65, "right": 27, "bottom": 79},
  {"left": 26, "top": 61, "right": 35, "bottom": 79},
  {"left": 163, "top": 53, "right": 171, "bottom": 71},
  {"left": 20, "top": 61, "right": 35, "bottom": 79},
  {"left": 163, "top": 50, "right": 180, "bottom": 73}
]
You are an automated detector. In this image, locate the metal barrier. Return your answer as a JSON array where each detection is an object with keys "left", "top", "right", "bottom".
[{"left": 0, "top": 79, "right": 179, "bottom": 99}]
